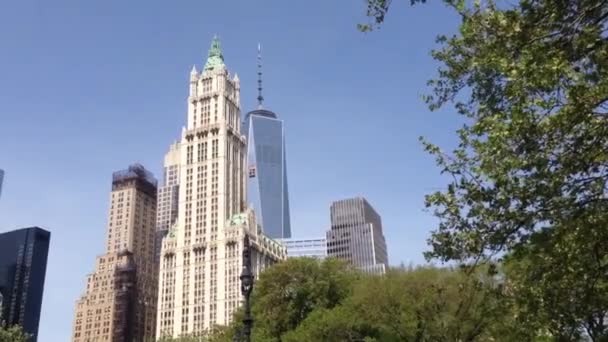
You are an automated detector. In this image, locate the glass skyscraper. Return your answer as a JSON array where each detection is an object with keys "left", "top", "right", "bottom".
[
  {"left": 244, "top": 45, "right": 291, "bottom": 239},
  {"left": 0, "top": 227, "right": 51, "bottom": 341},
  {"left": 244, "top": 108, "right": 291, "bottom": 239}
]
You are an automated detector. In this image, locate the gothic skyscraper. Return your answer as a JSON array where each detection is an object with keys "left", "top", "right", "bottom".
[
  {"left": 244, "top": 44, "right": 292, "bottom": 239},
  {"left": 156, "top": 37, "right": 285, "bottom": 338}
]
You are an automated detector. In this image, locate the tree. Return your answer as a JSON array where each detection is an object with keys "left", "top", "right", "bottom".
[
  {"left": 0, "top": 325, "right": 29, "bottom": 342},
  {"left": 283, "top": 267, "right": 513, "bottom": 342},
  {"left": 394, "top": 0, "right": 608, "bottom": 339},
  {"left": 216, "top": 257, "right": 532, "bottom": 341},
  {"left": 249, "top": 257, "right": 357, "bottom": 341},
  {"left": 358, "top": 0, "right": 608, "bottom": 338},
  {"left": 358, "top": 0, "right": 428, "bottom": 32}
]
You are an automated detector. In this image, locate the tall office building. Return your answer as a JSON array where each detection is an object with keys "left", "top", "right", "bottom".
[
  {"left": 244, "top": 45, "right": 291, "bottom": 239},
  {"left": 282, "top": 237, "right": 327, "bottom": 259},
  {"left": 326, "top": 197, "right": 388, "bottom": 274},
  {"left": 156, "top": 37, "right": 285, "bottom": 338},
  {"left": 0, "top": 169, "right": 4, "bottom": 199},
  {"left": 155, "top": 142, "right": 181, "bottom": 261},
  {"left": 0, "top": 227, "right": 50, "bottom": 341},
  {"left": 71, "top": 164, "right": 158, "bottom": 342}
]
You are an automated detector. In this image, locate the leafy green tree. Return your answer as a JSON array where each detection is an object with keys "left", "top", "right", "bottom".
[
  {"left": 0, "top": 324, "right": 29, "bottom": 342},
  {"left": 220, "top": 258, "right": 533, "bottom": 341},
  {"left": 283, "top": 267, "right": 513, "bottom": 342},
  {"left": 358, "top": 0, "right": 608, "bottom": 339},
  {"left": 358, "top": 0, "right": 428, "bottom": 31},
  {"left": 250, "top": 257, "right": 357, "bottom": 341},
  {"left": 380, "top": 0, "right": 608, "bottom": 339}
]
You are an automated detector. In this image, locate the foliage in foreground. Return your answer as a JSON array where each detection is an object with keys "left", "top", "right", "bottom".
[
  {"left": 0, "top": 324, "right": 29, "bottom": 342},
  {"left": 420, "top": 0, "right": 608, "bottom": 339},
  {"left": 360, "top": 0, "right": 608, "bottom": 339},
  {"left": 199, "top": 258, "right": 557, "bottom": 342}
]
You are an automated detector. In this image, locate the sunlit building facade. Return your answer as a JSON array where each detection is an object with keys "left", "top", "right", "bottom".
[
  {"left": 155, "top": 142, "right": 181, "bottom": 261},
  {"left": 326, "top": 197, "right": 388, "bottom": 274},
  {"left": 155, "top": 37, "right": 286, "bottom": 339},
  {"left": 71, "top": 164, "right": 158, "bottom": 342}
]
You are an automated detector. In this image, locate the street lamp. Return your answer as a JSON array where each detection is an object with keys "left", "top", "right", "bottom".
[{"left": 237, "top": 234, "right": 254, "bottom": 342}]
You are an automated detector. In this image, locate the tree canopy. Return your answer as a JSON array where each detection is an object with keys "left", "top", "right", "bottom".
[
  {"left": 358, "top": 0, "right": 608, "bottom": 339},
  {"left": 209, "top": 258, "right": 540, "bottom": 342}
]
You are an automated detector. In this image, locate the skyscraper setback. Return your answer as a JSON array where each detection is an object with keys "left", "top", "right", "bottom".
[
  {"left": 244, "top": 45, "right": 291, "bottom": 239},
  {"left": 71, "top": 164, "right": 158, "bottom": 342},
  {"left": 156, "top": 37, "right": 285, "bottom": 338},
  {"left": 326, "top": 197, "right": 389, "bottom": 274},
  {"left": 155, "top": 142, "right": 181, "bottom": 261}
]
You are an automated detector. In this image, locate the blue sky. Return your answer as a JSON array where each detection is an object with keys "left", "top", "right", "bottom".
[{"left": 0, "top": 0, "right": 462, "bottom": 340}]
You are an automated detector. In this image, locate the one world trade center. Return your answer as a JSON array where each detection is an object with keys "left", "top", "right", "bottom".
[{"left": 244, "top": 44, "right": 291, "bottom": 239}]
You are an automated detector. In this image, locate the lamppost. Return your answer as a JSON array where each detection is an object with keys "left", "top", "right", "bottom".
[{"left": 237, "top": 234, "right": 254, "bottom": 342}]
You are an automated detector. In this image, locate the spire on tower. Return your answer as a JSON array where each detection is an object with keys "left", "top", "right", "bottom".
[
  {"left": 257, "top": 43, "right": 264, "bottom": 109},
  {"left": 204, "top": 35, "right": 225, "bottom": 71}
]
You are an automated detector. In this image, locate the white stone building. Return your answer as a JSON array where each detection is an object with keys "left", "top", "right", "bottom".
[{"left": 156, "top": 37, "right": 285, "bottom": 339}]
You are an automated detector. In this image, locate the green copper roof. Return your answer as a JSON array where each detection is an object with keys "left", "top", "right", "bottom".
[
  {"left": 204, "top": 35, "right": 225, "bottom": 71},
  {"left": 167, "top": 223, "right": 177, "bottom": 238},
  {"left": 229, "top": 213, "right": 248, "bottom": 226}
]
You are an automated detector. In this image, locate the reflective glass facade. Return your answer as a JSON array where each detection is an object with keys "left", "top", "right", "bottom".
[
  {"left": 244, "top": 109, "right": 291, "bottom": 239},
  {"left": 0, "top": 227, "right": 50, "bottom": 341}
]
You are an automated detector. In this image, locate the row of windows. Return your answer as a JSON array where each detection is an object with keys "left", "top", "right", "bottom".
[{"left": 186, "top": 139, "right": 220, "bottom": 164}]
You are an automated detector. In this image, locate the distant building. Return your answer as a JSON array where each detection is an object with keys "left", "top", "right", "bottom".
[
  {"left": 282, "top": 237, "right": 327, "bottom": 259},
  {"left": 244, "top": 44, "right": 291, "bottom": 239},
  {"left": 326, "top": 197, "right": 388, "bottom": 274},
  {"left": 0, "top": 169, "right": 4, "bottom": 199},
  {"left": 155, "top": 142, "right": 180, "bottom": 261},
  {"left": 0, "top": 227, "right": 51, "bottom": 341},
  {"left": 71, "top": 164, "right": 158, "bottom": 342}
]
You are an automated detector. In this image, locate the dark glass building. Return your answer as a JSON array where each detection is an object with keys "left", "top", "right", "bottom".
[
  {"left": 0, "top": 227, "right": 50, "bottom": 341},
  {"left": 244, "top": 108, "right": 291, "bottom": 239}
]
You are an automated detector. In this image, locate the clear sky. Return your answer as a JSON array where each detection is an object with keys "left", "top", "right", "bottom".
[{"left": 0, "top": 0, "right": 463, "bottom": 340}]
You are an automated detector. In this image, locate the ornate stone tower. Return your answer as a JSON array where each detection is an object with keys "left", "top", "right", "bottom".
[{"left": 156, "top": 37, "right": 285, "bottom": 339}]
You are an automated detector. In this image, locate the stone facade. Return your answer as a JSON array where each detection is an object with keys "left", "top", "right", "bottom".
[
  {"left": 72, "top": 165, "right": 158, "bottom": 342},
  {"left": 156, "top": 37, "right": 285, "bottom": 339}
]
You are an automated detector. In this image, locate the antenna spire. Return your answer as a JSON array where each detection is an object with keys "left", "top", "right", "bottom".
[{"left": 257, "top": 43, "right": 264, "bottom": 109}]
